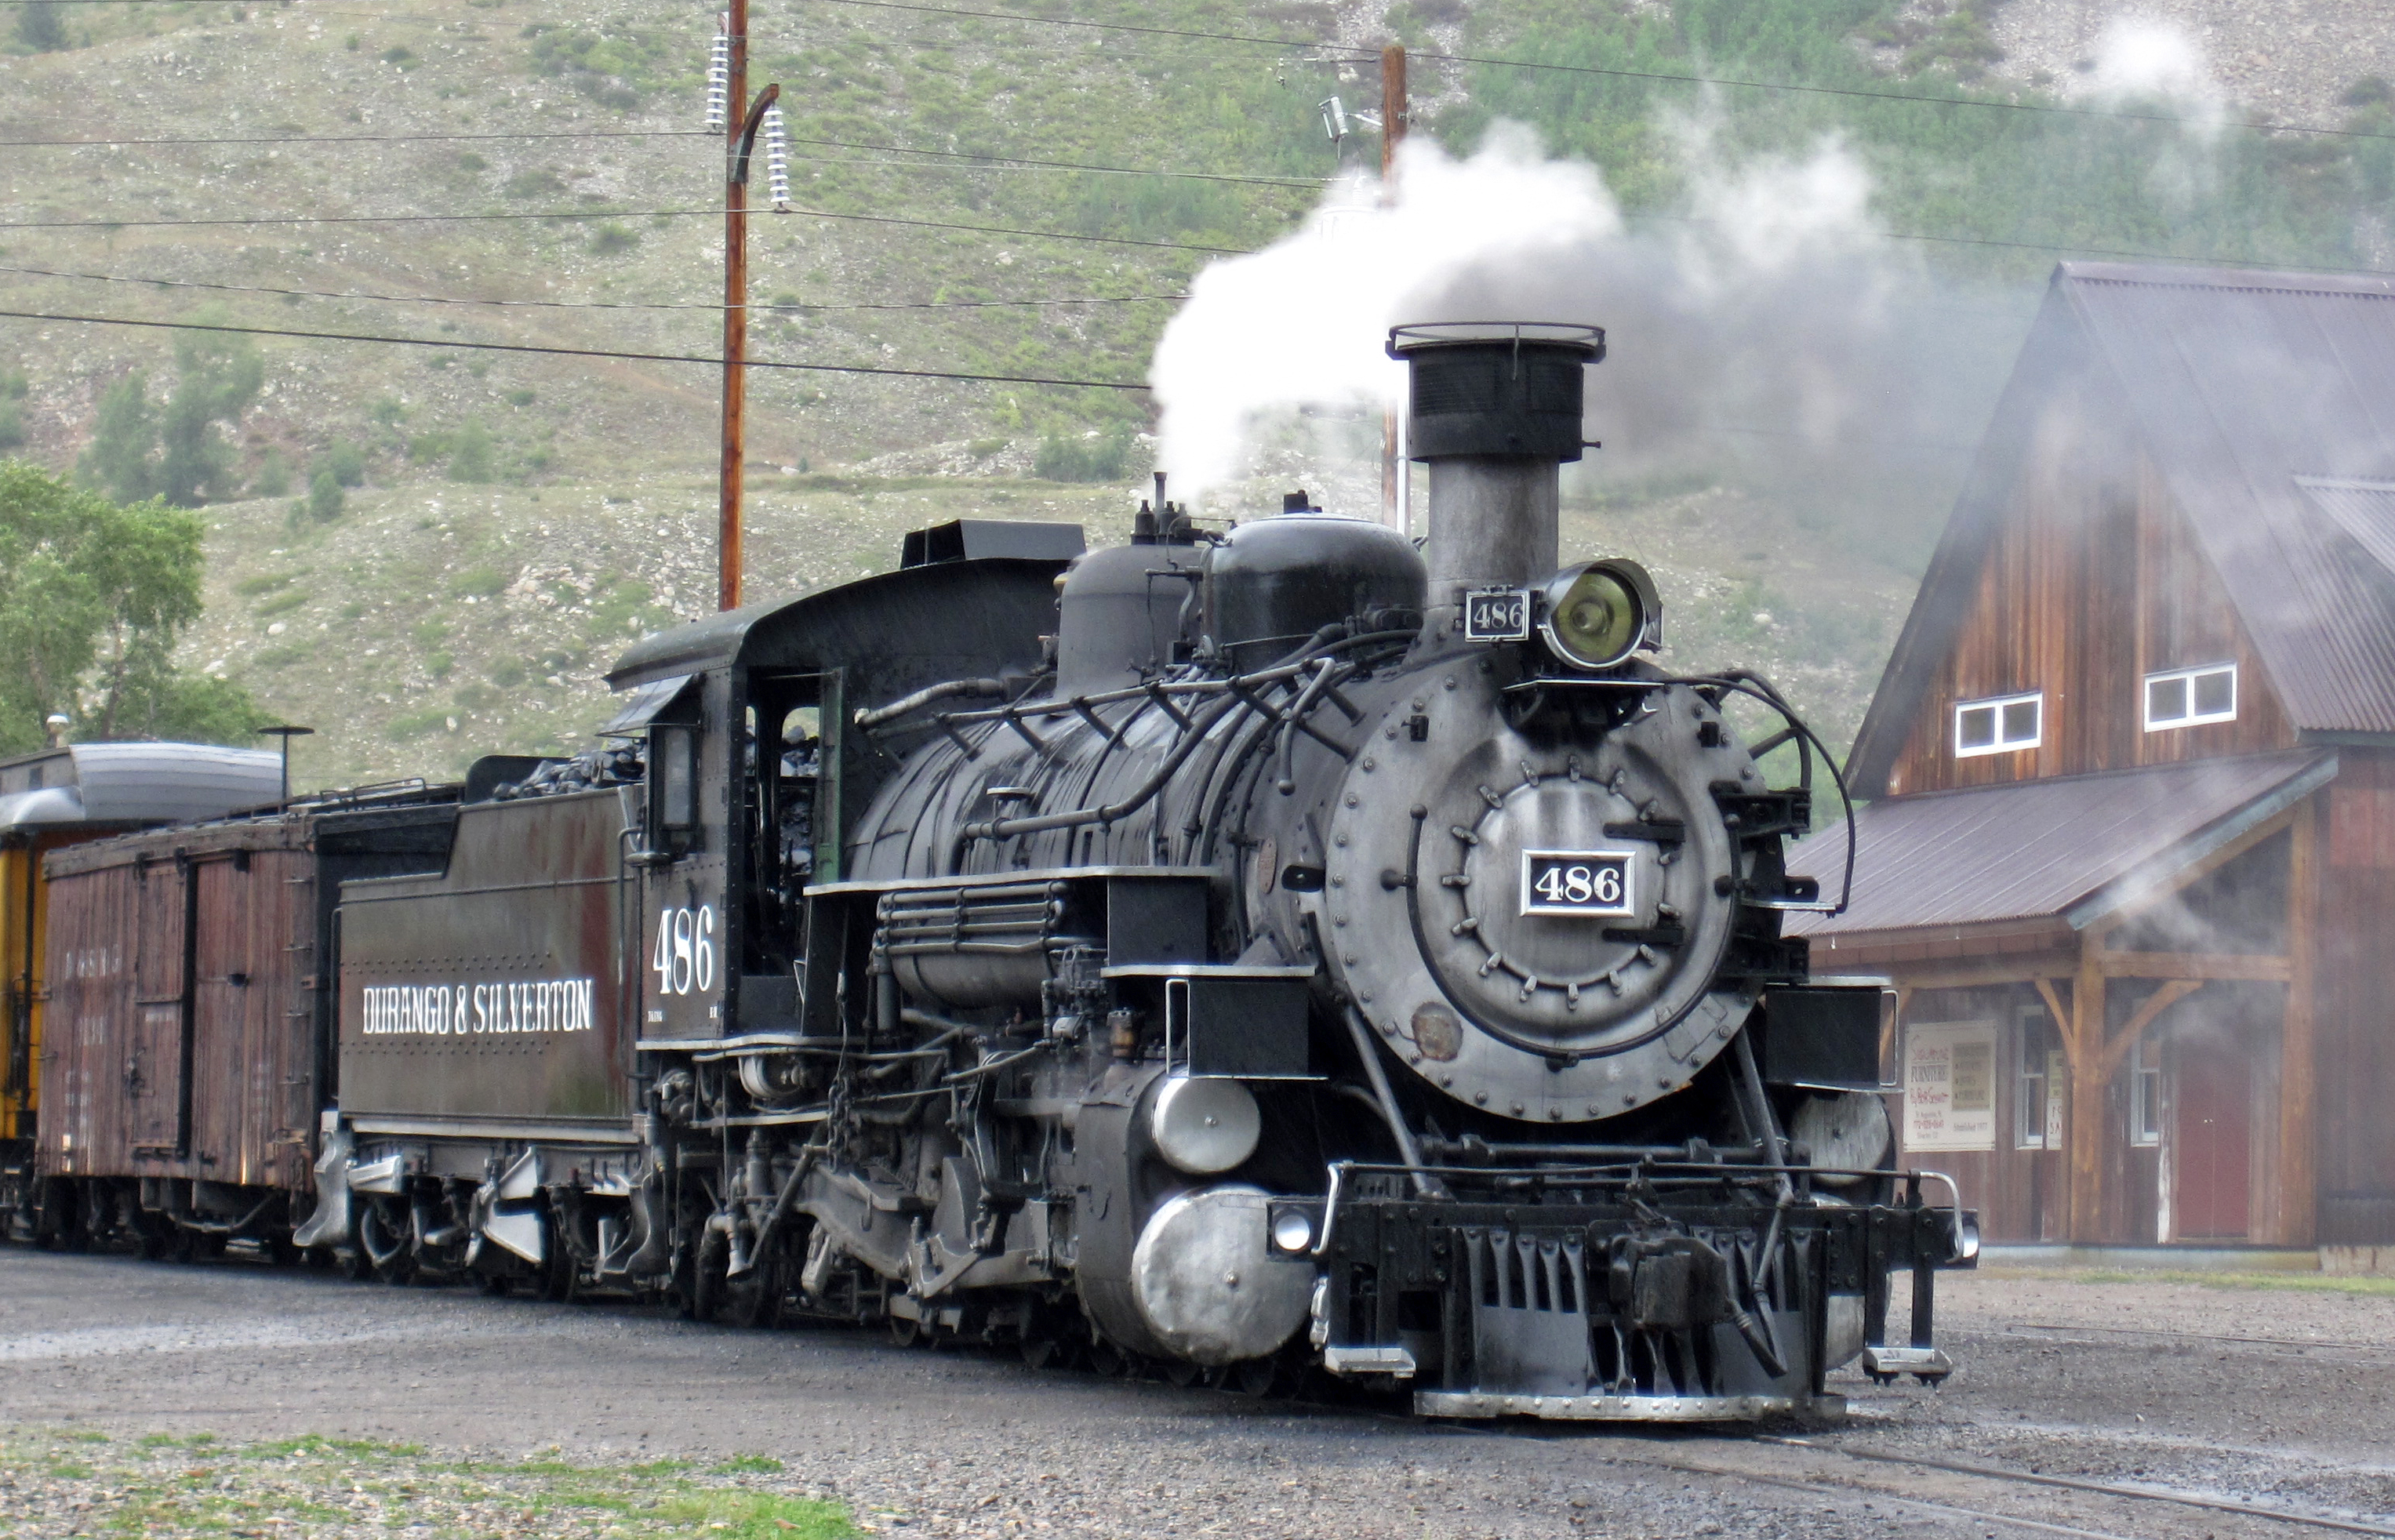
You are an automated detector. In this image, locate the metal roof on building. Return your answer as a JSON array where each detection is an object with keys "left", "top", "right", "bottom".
[
  {"left": 0, "top": 741, "right": 284, "bottom": 834},
  {"left": 1848, "top": 263, "right": 2395, "bottom": 794},
  {"left": 1786, "top": 749, "right": 2334, "bottom": 939}
]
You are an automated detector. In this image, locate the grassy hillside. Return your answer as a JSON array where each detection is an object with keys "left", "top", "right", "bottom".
[{"left": 5, "top": 0, "right": 2391, "bottom": 789}]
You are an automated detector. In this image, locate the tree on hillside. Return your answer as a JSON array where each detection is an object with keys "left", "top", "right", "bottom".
[
  {"left": 0, "top": 458, "right": 265, "bottom": 754},
  {"left": 12, "top": 1, "right": 67, "bottom": 52},
  {"left": 76, "top": 318, "right": 265, "bottom": 507}
]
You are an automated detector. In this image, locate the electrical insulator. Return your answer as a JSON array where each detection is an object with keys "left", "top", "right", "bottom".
[
  {"left": 704, "top": 31, "right": 730, "bottom": 132},
  {"left": 762, "top": 104, "right": 790, "bottom": 208}
]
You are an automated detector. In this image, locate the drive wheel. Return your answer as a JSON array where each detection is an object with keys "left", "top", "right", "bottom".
[
  {"left": 685, "top": 1228, "right": 729, "bottom": 1323},
  {"left": 724, "top": 1257, "right": 784, "bottom": 1330},
  {"left": 1230, "top": 1357, "right": 1280, "bottom": 1398}
]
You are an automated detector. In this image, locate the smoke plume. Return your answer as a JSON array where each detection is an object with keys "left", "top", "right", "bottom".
[{"left": 1147, "top": 122, "right": 2025, "bottom": 559}]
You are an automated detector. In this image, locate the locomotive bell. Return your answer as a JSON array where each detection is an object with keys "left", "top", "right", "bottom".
[{"left": 1387, "top": 321, "right": 1605, "bottom": 605}]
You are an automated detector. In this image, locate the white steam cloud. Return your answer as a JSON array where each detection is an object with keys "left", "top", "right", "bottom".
[
  {"left": 1149, "top": 128, "right": 1621, "bottom": 498},
  {"left": 2075, "top": 18, "right": 2226, "bottom": 124},
  {"left": 1147, "top": 122, "right": 2019, "bottom": 536}
]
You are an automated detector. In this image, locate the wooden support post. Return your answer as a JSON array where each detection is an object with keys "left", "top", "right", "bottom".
[
  {"left": 2278, "top": 794, "right": 2320, "bottom": 1247},
  {"left": 2064, "top": 935, "right": 2110, "bottom": 1242},
  {"left": 718, "top": 0, "right": 750, "bottom": 613}
]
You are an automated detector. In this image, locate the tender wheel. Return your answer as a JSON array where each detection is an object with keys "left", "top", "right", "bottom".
[
  {"left": 542, "top": 1222, "right": 580, "bottom": 1304},
  {"left": 358, "top": 1197, "right": 416, "bottom": 1285},
  {"left": 889, "top": 1314, "right": 922, "bottom": 1348}
]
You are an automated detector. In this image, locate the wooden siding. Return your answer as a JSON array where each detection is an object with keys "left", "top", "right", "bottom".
[
  {"left": 39, "top": 823, "right": 321, "bottom": 1197},
  {"left": 1884, "top": 420, "right": 2297, "bottom": 796}
]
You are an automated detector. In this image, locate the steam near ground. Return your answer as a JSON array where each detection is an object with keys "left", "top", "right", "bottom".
[{"left": 1147, "top": 17, "right": 2247, "bottom": 568}]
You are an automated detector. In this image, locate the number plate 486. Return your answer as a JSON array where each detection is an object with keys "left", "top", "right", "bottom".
[
  {"left": 652, "top": 903, "right": 718, "bottom": 996},
  {"left": 1520, "top": 851, "right": 1634, "bottom": 917}
]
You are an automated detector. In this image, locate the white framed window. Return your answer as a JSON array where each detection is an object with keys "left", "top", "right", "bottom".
[
  {"left": 1954, "top": 691, "right": 2042, "bottom": 758},
  {"left": 2015, "top": 1011, "right": 2048, "bottom": 1150},
  {"left": 2129, "top": 1036, "right": 2163, "bottom": 1147},
  {"left": 2144, "top": 663, "right": 2237, "bottom": 731}
]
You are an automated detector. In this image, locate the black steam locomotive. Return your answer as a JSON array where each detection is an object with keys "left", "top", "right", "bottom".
[{"left": 15, "top": 322, "right": 1970, "bottom": 1418}]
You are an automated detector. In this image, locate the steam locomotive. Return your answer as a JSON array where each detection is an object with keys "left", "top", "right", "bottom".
[{"left": 6, "top": 321, "right": 1971, "bottom": 1418}]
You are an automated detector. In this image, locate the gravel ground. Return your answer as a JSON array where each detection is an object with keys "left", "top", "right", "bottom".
[{"left": 3, "top": 1250, "right": 2393, "bottom": 1539}]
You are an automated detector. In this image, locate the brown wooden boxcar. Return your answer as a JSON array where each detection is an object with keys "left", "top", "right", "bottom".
[{"left": 33, "top": 795, "right": 456, "bottom": 1248}]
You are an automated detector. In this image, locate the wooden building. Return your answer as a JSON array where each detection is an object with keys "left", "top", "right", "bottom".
[{"left": 1790, "top": 262, "right": 2395, "bottom": 1259}]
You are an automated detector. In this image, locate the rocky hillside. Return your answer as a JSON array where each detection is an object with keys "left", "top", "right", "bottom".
[{"left": 6, "top": 0, "right": 2390, "bottom": 791}]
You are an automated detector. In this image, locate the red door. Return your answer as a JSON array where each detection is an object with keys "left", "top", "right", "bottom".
[{"left": 2174, "top": 1037, "right": 2250, "bottom": 1240}]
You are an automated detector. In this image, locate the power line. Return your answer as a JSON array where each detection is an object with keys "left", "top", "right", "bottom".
[
  {"left": 0, "top": 261, "right": 1187, "bottom": 313},
  {"left": 0, "top": 129, "right": 714, "bottom": 147},
  {"left": 30, "top": 0, "right": 2395, "bottom": 148},
  {"left": 783, "top": 133, "right": 1322, "bottom": 187},
  {"left": 20, "top": 194, "right": 2382, "bottom": 284},
  {"left": 799, "top": 0, "right": 1361, "bottom": 56},
  {"left": 1416, "top": 49, "right": 2395, "bottom": 147},
  {"left": 801, "top": 0, "right": 2395, "bottom": 148},
  {"left": 1622, "top": 207, "right": 2395, "bottom": 281},
  {"left": 0, "top": 307, "right": 1151, "bottom": 390},
  {"left": 0, "top": 128, "right": 1322, "bottom": 186},
  {"left": 0, "top": 203, "right": 1252, "bottom": 254}
]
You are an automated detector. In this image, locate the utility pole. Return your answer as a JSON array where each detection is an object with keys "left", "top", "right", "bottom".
[
  {"left": 716, "top": 0, "right": 780, "bottom": 612},
  {"left": 1380, "top": 43, "right": 1408, "bottom": 532}
]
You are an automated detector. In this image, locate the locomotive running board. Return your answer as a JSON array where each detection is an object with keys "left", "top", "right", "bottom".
[{"left": 1414, "top": 1392, "right": 1844, "bottom": 1422}]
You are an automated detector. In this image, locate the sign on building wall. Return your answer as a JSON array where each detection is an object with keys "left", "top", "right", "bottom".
[{"left": 1905, "top": 1021, "right": 1998, "bottom": 1151}]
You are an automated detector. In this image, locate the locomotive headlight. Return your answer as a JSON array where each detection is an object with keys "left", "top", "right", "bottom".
[
  {"left": 1270, "top": 1205, "right": 1317, "bottom": 1255},
  {"left": 1538, "top": 559, "right": 1659, "bottom": 671}
]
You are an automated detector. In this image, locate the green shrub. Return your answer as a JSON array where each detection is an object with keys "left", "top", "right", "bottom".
[
  {"left": 503, "top": 168, "right": 569, "bottom": 201},
  {"left": 250, "top": 448, "right": 291, "bottom": 498},
  {"left": 323, "top": 439, "right": 367, "bottom": 487},
  {"left": 448, "top": 422, "right": 494, "bottom": 483},
  {"left": 1034, "top": 428, "right": 1132, "bottom": 483},
  {"left": 587, "top": 222, "right": 638, "bottom": 256},
  {"left": 452, "top": 567, "right": 507, "bottom": 598},
  {"left": 487, "top": 658, "right": 527, "bottom": 688},
  {"left": 307, "top": 468, "right": 344, "bottom": 522},
  {"left": 254, "top": 590, "right": 308, "bottom": 619}
]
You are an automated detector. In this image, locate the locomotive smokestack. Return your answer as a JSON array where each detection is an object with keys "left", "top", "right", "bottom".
[{"left": 1386, "top": 322, "right": 1605, "bottom": 609}]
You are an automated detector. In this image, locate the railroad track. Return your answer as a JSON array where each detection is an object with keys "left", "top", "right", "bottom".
[
  {"left": 1408, "top": 1412, "right": 2395, "bottom": 1539},
  {"left": 1987, "top": 1320, "right": 2395, "bottom": 1360}
]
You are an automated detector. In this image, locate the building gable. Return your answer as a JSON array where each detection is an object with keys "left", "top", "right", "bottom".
[{"left": 1852, "top": 263, "right": 2395, "bottom": 797}]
